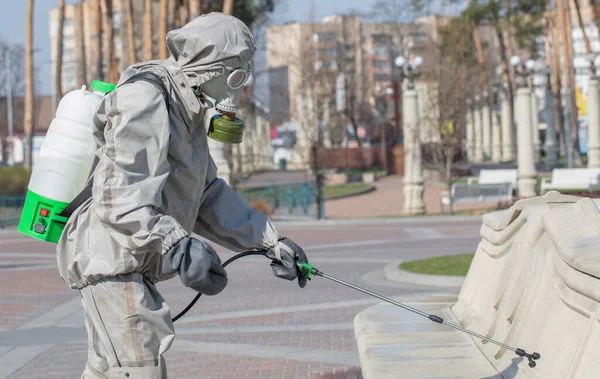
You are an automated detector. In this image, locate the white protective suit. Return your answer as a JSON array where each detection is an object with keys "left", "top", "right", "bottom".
[{"left": 56, "top": 13, "right": 286, "bottom": 379}]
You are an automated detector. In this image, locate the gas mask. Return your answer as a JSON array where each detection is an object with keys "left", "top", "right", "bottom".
[{"left": 197, "top": 63, "right": 251, "bottom": 144}]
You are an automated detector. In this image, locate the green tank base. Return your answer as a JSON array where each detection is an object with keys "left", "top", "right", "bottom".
[{"left": 18, "top": 190, "right": 70, "bottom": 244}]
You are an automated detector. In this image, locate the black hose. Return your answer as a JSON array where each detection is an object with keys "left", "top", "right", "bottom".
[{"left": 172, "top": 250, "right": 268, "bottom": 322}]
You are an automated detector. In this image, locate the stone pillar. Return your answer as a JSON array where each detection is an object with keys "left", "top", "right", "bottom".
[
  {"left": 402, "top": 87, "right": 425, "bottom": 215},
  {"left": 543, "top": 78, "right": 559, "bottom": 169},
  {"left": 492, "top": 110, "right": 502, "bottom": 162},
  {"left": 482, "top": 100, "right": 492, "bottom": 160},
  {"left": 473, "top": 105, "right": 484, "bottom": 162},
  {"left": 501, "top": 92, "right": 516, "bottom": 162},
  {"left": 515, "top": 86, "right": 537, "bottom": 197},
  {"left": 466, "top": 108, "right": 474, "bottom": 162},
  {"left": 587, "top": 71, "right": 600, "bottom": 167},
  {"left": 531, "top": 91, "right": 541, "bottom": 162},
  {"left": 205, "top": 109, "right": 232, "bottom": 185}
]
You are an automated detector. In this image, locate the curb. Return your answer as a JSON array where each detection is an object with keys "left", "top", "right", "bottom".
[
  {"left": 272, "top": 214, "right": 483, "bottom": 227},
  {"left": 383, "top": 260, "right": 465, "bottom": 288},
  {"left": 325, "top": 186, "right": 376, "bottom": 201}
]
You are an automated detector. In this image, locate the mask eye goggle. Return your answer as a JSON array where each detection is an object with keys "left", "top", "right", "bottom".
[{"left": 226, "top": 63, "right": 251, "bottom": 90}]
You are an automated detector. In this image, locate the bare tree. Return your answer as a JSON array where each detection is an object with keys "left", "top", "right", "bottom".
[
  {"left": 159, "top": 0, "right": 169, "bottom": 59},
  {"left": 101, "top": 0, "right": 119, "bottom": 83},
  {"left": 170, "top": 0, "right": 181, "bottom": 28},
  {"left": 24, "top": 0, "right": 34, "bottom": 169},
  {"left": 222, "top": 0, "right": 233, "bottom": 15},
  {"left": 545, "top": 9, "right": 566, "bottom": 156},
  {"left": 144, "top": 0, "right": 153, "bottom": 60},
  {"left": 76, "top": 0, "right": 88, "bottom": 86},
  {"left": 126, "top": 0, "right": 137, "bottom": 64},
  {"left": 55, "top": 0, "right": 65, "bottom": 105},
  {"left": 89, "top": 0, "right": 104, "bottom": 81}
]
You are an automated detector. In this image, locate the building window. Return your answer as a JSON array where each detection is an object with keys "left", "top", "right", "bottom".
[
  {"left": 372, "top": 46, "right": 388, "bottom": 56},
  {"left": 64, "top": 18, "right": 73, "bottom": 27},
  {"left": 63, "top": 47, "right": 75, "bottom": 58},
  {"left": 373, "top": 60, "right": 390, "bottom": 69},
  {"left": 64, "top": 34, "right": 73, "bottom": 43},
  {"left": 374, "top": 74, "right": 390, "bottom": 82},
  {"left": 372, "top": 34, "right": 391, "bottom": 44}
]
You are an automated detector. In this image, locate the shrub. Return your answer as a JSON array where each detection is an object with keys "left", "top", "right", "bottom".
[
  {"left": 249, "top": 199, "right": 274, "bottom": 217},
  {"left": 0, "top": 166, "right": 31, "bottom": 196}
]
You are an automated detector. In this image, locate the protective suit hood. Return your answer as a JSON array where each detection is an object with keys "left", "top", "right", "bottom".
[{"left": 166, "top": 12, "right": 257, "bottom": 88}]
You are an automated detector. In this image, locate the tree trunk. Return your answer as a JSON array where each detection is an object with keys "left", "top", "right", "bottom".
[
  {"left": 24, "top": 0, "right": 35, "bottom": 169},
  {"left": 504, "top": 0, "right": 516, "bottom": 87},
  {"left": 181, "top": 0, "right": 190, "bottom": 24},
  {"left": 573, "top": 0, "right": 592, "bottom": 54},
  {"left": 126, "top": 0, "right": 136, "bottom": 64},
  {"left": 491, "top": 13, "right": 515, "bottom": 158},
  {"left": 55, "top": 0, "right": 65, "bottom": 105},
  {"left": 144, "top": 0, "right": 153, "bottom": 60},
  {"left": 199, "top": 0, "right": 205, "bottom": 15},
  {"left": 589, "top": 0, "right": 600, "bottom": 40},
  {"left": 546, "top": 10, "right": 566, "bottom": 156},
  {"left": 101, "top": 0, "right": 119, "bottom": 83},
  {"left": 77, "top": 0, "right": 88, "bottom": 86},
  {"left": 558, "top": 0, "right": 583, "bottom": 165},
  {"left": 89, "top": 0, "right": 104, "bottom": 81},
  {"left": 170, "top": 0, "right": 180, "bottom": 28},
  {"left": 159, "top": 0, "right": 169, "bottom": 59},
  {"left": 222, "top": 0, "right": 233, "bottom": 15},
  {"left": 465, "top": 0, "right": 489, "bottom": 94},
  {"left": 117, "top": 0, "right": 130, "bottom": 71}
]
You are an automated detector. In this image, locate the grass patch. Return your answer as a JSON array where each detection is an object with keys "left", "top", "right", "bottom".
[
  {"left": 400, "top": 254, "right": 475, "bottom": 276},
  {"left": 324, "top": 183, "right": 372, "bottom": 198},
  {"left": 343, "top": 168, "right": 387, "bottom": 177}
]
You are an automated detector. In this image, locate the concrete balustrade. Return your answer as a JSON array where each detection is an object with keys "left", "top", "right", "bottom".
[{"left": 354, "top": 192, "right": 600, "bottom": 378}]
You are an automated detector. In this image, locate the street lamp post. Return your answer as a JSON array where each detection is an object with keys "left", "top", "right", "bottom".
[
  {"left": 496, "top": 65, "right": 515, "bottom": 162},
  {"left": 466, "top": 99, "right": 474, "bottom": 162},
  {"left": 491, "top": 84, "right": 502, "bottom": 162},
  {"left": 511, "top": 56, "right": 537, "bottom": 197},
  {"left": 528, "top": 60, "right": 541, "bottom": 163},
  {"left": 587, "top": 56, "right": 600, "bottom": 168},
  {"left": 543, "top": 68, "right": 559, "bottom": 169},
  {"left": 482, "top": 91, "right": 492, "bottom": 160},
  {"left": 4, "top": 48, "right": 14, "bottom": 165},
  {"left": 473, "top": 94, "right": 484, "bottom": 162},
  {"left": 395, "top": 55, "right": 425, "bottom": 215}
]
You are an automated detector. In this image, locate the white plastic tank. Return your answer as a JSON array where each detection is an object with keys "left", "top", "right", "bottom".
[{"left": 28, "top": 83, "right": 111, "bottom": 202}]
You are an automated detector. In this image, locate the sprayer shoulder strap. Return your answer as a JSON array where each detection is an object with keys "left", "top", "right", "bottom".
[{"left": 58, "top": 72, "right": 170, "bottom": 219}]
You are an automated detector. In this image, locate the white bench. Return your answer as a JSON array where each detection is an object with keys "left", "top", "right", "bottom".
[
  {"left": 540, "top": 168, "right": 600, "bottom": 193},
  {"left": 441, "top": 170, "right": 517, "bottom": 213},
  {"left": 354, "top": 192, "right": 600, "bottom": 379},
  {"left": 467, "top": 169, "right": 517, "bottom": 187}
]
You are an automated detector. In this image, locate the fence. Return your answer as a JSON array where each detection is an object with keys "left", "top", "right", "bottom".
[
  {"left": 0, "top": 196, "right": 25, "bottom": 228},
  {"left": 240, "top": 182, "right": 316, "bottom": 217}
]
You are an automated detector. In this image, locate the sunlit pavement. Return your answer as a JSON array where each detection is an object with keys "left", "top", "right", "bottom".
[{"left": 0, "top": 217, "right": 481, "bottom": 378}]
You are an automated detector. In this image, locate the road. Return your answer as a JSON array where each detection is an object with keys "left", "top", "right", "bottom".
[{"left": 0, "top": 217, "right": 482, "bottom": 378}]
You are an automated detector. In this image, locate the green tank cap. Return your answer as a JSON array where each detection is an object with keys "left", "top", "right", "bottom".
[{"left": 90, "top": 80, "right": 117, "bottom": 94}]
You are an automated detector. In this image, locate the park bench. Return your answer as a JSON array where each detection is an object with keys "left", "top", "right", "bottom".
[
  {"left": 540, "top": 167, "right": 600, "bottom": 194},
  {"left": 354, "top": 192, "right": 600, "bottom": 378},
  {"left": 440, "top": 169, "right": 517, "bottom": 213}
]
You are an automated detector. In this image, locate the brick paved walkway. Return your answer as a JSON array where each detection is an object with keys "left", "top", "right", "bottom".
[
  {"left": 0, "top": 217, "right": 482, "bottom": 378},
  {"left": 325, "top": 176, "right": 500, "bottom": 218}
]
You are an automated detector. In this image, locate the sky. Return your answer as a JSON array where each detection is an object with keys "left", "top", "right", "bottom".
[{"left": 0, "top": 0, "right": 453, "bottom": 96}]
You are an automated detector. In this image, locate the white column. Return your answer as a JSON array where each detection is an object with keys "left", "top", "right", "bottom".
[
  {"left": 587, "top": 71, "right": 600, "bottom": 167},
  {"left": 501, "top": 92, "right": 515, "bottom": 161},
  {"left": 543, "top": 78, "right": 559, "bottom": 169},
  {"left": 466, "top": 108, "right": 474, "bottom": 162},
  {"left": 402, "top": 87, "right": 425, "bottom": 215},
  {"left": 531, "top": 91, "right": 541, "bottom": 162},
  {"left": 516, "top": 86, "right": 537, "bottom": 197},
  {"left": 492, "top": 110, "right": 502, "bottom": 162},
  {"left": 473, "top": 105, "right": 484, "bottom": 162},
  {"left": 482, "top": 101, "right": 492, "bottom": 160}
]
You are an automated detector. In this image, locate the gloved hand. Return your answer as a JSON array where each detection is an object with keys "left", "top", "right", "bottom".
[
  {"left": 162, "top": 236, "right": 227, "bottom": 295},
  {"left": 266, "top": 237, "right": 309, "bottom": 288}
]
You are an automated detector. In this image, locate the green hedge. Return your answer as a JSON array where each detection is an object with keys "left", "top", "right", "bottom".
[{"left": 0, "top": 166, "right": 31, "bottom": 196}]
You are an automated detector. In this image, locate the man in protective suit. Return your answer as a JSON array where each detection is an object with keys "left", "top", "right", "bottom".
[{"left": 57, "top": 12, "right": 309, "bottom": 379}]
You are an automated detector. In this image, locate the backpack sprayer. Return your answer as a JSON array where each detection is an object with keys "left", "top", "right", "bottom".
[{"left": 172, "top": 251, "right": 542, "bottom": 369}]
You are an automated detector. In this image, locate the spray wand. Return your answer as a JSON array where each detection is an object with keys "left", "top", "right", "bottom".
[{"left": 172, "top": 252, "right": 541, "bottom": 368}]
